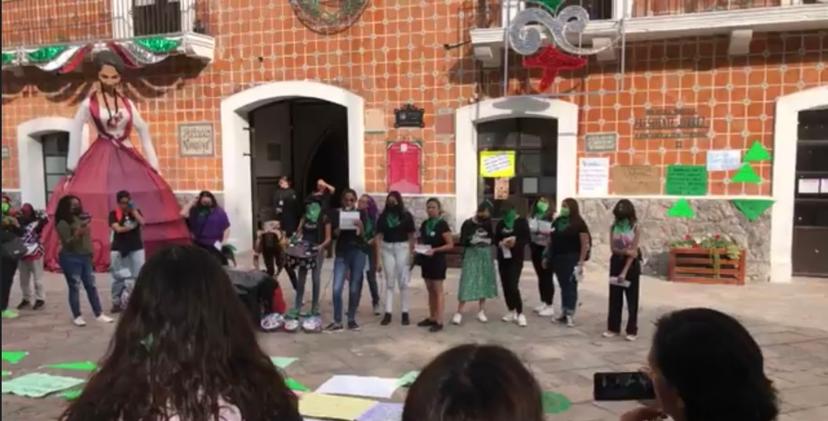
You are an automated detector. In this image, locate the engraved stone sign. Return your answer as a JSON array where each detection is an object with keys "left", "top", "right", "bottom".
[{"left": 179, "top": 123, "right": 214, "bottom": 157}]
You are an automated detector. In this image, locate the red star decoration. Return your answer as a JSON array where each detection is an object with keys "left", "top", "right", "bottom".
[{"left": 523, "top": 46, "right": 588, "bottom": 92}]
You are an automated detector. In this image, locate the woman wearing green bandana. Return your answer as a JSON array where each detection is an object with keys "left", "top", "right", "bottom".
[
  {"left": 452, "top": 200, "right": 497, "bottom": 326},
  {"left": 376, "top": 191, "right": 416, "bottom": 326},
  {"left": 416, "top": 198, "right": 453, "bottom": 332},
  {"left": 291, "top": 199, "right": 332, "bottom": 316},
  {"left": 603, "top": 199, "right": 642, "bottom": 341},
  {"left": 495, "top": 201, "right": 531, "bottom": 327},
  {"left": 528, "top": 197, "right": 556, "bottom": 317},
  {"left": 545, "top": 198, "right": 591, "bottom": 328}
]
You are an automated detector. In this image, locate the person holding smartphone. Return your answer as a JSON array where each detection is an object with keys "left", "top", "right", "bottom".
[
  {"left": 55, "top": 195, "right": 113, "bottom": 326},
  {"left": 544, "top": 198, "right": 590, "bottom": 328},
  {"left": 108, "top": 190, "right": 145, "bottom": 313}
]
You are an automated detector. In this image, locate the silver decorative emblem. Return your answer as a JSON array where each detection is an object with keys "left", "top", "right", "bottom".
[{"left": 508, "top": 6, "right": 622, "bottom": 56}]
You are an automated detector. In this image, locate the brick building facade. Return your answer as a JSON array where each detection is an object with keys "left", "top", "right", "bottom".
[{"left": 2, "top": 0, "right": 827, "bottom": 281}]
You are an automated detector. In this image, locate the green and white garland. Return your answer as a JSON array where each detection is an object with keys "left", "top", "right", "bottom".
[{"left": 2, "top": 36, "right": 184, "bottom": 73}]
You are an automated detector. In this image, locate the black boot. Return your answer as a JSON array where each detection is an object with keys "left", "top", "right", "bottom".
[
  {"left": 401, "top": 312, "right": 410, "bottom": 326},
  {"left": 380, "top": 313, "right": 392, "bottom": 326}
]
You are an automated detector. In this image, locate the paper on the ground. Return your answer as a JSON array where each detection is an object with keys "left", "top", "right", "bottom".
[
  {"left": 357, "top": 402, "right": 404, "bottom": 421},
  {"left": 316, "top": 375, "right": 400, "bottom": 399},
  {"left": 414, "top": 244, "right": 431, "bottom": 255},
  {"left": 396, "top": 370, "right": 419, "bottom": 387},
  {"left": 270, "top": 356, "right": 297, "bottom": 369},
  {"left": 285, "top": 377, "right": 310, "bottom": 392},
  {"left": 299, "top": 392, "right": 377, "bottom": 420},
  {"left": 1, "top": 373, "right": 85, "bottom": 398},
  {"left": 43, "top": 360, "right": 98, "bottom": 372},
  {"left": 1, "top": 351, "right": 29, "bottom": 364},
  {"left": 339, "top": 211, "right": 360, "bottom": 231}
]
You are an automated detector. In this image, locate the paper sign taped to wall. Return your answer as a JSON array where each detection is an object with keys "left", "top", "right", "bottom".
[
  {"left": 611, "top": 165, "right": 661, "bottom": 195},
  {"left": 706, "top": 150, "right": 741, "bottom": 171},
  {"left": 798, "top": 178, "right": 820, "bottom": 194},
  {"left": 494, "top": 177, "right": 510, "bottom": 200},
  {"left": 480, "top": 151, "right": 516, "bottom": 178},
  {"left": 578, "top": 157, "right": 609, "bottom": 196}
]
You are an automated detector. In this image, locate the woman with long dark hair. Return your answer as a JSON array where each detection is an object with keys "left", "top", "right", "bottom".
[
  {"left": 376, "top": 191, "right": 416, "bottom": 326},
  {"left": 180, "top": 190, "right": 230, "bottom": 265},
  {"left": 452, "top": 200, "right": 498, "bottom": 326},
  {"left": 327, "top": 188, "right": 370, "bottom": 332},
  {"left": 288, "top": 198, "right": 332, "bottom": 319},
  {"left": 495, "top": 200, "right": 531, "bottom": 327},
  {"left": 415, "top": 198, "right": 453, "bottom": 332},
  {"left": 54, "top": 195, "right": 113, "bottom": 326},
  {"left": 604, "top": 199, "right": 642, "bottom": 341},
  {"left": 545, "top": 198, "right": 590, "bottom": 327},
  {"left": 529, "top": 197, "right": 556, "bottom": 317},
  {"left": 60, "top": 245, "right": 301, "bottom": 421},
  {"left": 621, "top": 308, "right": 778, "bottom": 421},
  {"left": 358, "top": 194, "right": 382, "bottom": 315}
]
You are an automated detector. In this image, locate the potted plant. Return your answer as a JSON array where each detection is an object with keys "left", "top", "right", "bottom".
[{"left": 668, "top": 233, "right": 746, "bottom": 285}]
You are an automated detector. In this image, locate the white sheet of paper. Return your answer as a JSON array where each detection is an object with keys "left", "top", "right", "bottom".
[
  {"left": 339, "top": 211, "right": 360, "bottom": 230},
  {"left": 213, "top": 241, "right": 222, "bottom": 251},
  {"left": 798, "top": 178, "right": 820, "bottom": 194},
  {"left": 538, "top": 221, "right": 553, "bottom": 234},
  {"left": 821, "top": 179, "right": 828, "bottom": 194},
  {"left": 414, "top": 244, "right": 432, "bottom": 255},
  {"left": 500, "top": 244, "right": 512, "bottom": 259},
  {"left": 578, "top": 157, "right": 609, "bottom": 196},
  {"left": 609, "top": 277, "right": 631, "bottom": 288},
  {"left": 315, "top": 375, "right": 400, "bottom": 399},
  {"left": 528, "top": 219, "right": 538, "bottom": 232},
  {"left": 706, "top": 149, "right": 741, "bottom": 171}
]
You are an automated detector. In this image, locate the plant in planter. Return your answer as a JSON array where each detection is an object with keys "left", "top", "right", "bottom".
[{"left": 668, "top": 233, "right": 746, "bottom": 284}]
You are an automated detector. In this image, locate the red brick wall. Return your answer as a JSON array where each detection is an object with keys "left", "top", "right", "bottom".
[
  {"left": 2, "top": 0, "right": 826, "bottom": 198},
  {"left": 1, "top": 0, "right": 112, "bottom": 47}
]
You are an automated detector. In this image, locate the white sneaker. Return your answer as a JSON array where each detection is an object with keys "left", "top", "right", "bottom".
[
  {"left": 533, "top": 303, "right": 547, "bottom": 313},
  {"left": 538, "top": 306, "right": 555, "bottom": 317},
  {"left": 566, "top": 316, "right": 575, "bottom": 328},
  {"left": 502, "top": 312, "right": 517, "bottom": 323},
  {"left": 73, "top": 317, "right": 87, "bottom": 326},
  {"left": 602, "top": 331, "right": 618, "bottom": 338},
  {"left": 517, "top": 314, "right": 528, "bottom": 327},
  {"left": 96, "top": 314, "right": 114, "bottom": 323},
  {"left": 451, "top": 313, "right": 463, "bottom": 325},
  {"left": 625, "top": 335, "right": 637, "bottom": 342},
  {"left": 477, "top": 311, "right": 488, "bottom": 323}
]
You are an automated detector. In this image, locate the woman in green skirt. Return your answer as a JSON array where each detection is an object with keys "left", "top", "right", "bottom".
[{"left": 451, "top": 201, "right": 498, "bottom": 325}]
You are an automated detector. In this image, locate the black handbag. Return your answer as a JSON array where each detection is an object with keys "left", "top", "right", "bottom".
[{"left": 1, "top": 236, "right": 27, "bottom": 260}]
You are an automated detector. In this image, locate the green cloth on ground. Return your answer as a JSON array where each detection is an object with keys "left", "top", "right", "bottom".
[
  {"left": 1, "top": 373, "right": 85, "bottom": 398},
  {"left": 285, "top": 378, "right": 310, "bottom": 392},
  {"left": 270, "top": 356, "right": 298, "bottom": 369},
  {"left": 42, "top": 361, "right": 97, "bottom": 372},
  {"left": 542, "top": 391, "right": 572, "bottom": 414},
  {"left": 396, "top": 371, "right": 420, "bottom": 387}
]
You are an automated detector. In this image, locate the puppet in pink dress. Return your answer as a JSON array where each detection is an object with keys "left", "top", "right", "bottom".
[{"left": 41, "top": 52, "right": 189, "bottom": 272}]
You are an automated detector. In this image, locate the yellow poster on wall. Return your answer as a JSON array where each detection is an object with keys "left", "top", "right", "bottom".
[{"left": 479, "top": 150, "right": 516, "bottom": 178}]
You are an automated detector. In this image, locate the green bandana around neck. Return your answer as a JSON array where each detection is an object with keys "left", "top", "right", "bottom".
[
  {"left": 425, "top": 216, "right": 441, "bottom": 233},
  {"left": 305, "top": 202, "right": 321, "bottom": 223},
  {"left": 612, "top": 218, "right": 632, "bottom": 234},
  {"left": 503, "top": 209, "right": 517, "bottom": 230},
  {"left": 554, "top": 216, "right": 570, "bottom": 232},
  {"left": 386, "top": 213, "right": 401, "bottom": 228},
  {"left": 534, "top": 201, "right": 549, "bottom": 218},
  {"left": 363, "top": 218, "right": 375, "bottom": 240}
]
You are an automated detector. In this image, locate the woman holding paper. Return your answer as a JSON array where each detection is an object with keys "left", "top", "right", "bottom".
[
  {"left": 528, "top": 197, "right": 556, "bottom": 317},
  {"left": 415, "top": 198, "right": 453, "bottom": 332},
  {"left": 327, "top": 189, "right": 370, "bottom": 332},
  {"left": 376, "top": 191, "right": 416, "bottom": 326},
  {"left": 452, "top": 201, "right": 497, "bottom": 326},
  {"left": 495, "top": 201, "right": 531, "bottom": 327},
  {"left": 603, "top": 199, "right": 642, "bottom": 341}
]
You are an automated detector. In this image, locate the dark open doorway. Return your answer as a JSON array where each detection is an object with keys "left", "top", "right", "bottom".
[{"left": 249, "top": 98, "right": 348, "bottom": 231}]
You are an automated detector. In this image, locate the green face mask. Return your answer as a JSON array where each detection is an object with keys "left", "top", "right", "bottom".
[
  {"left": 1, "top": 202, "right": 9, "bottom": 215},
  {"left": 503, "top": 209, "right": 517, "bottom": 229},
  {"left": 535, "top": 201, "right": 549, "bottom": 217},
  {"left": 559, "top": 207, "right": 570, "bottom": 218}
]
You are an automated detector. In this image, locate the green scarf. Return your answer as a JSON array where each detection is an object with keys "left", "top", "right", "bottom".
[
  {"left": 534, "top": 201, "right": 549, "bottom": 219},
  {"left": 503, "top": 209, "right": 517, "bottom": 230},
  {"left": 612, "top": 218, "right": 632, "bottom": 235},
  {"left": 425, "top": 217, "right": 441, "bottom": 233},
  {"left": 305, "top": 202, "right": 321, "bottom": 223},
  {"left": 385, "top": 212, "right": 400, "bottom": 228},
  {"left": 363, "top": 218, "right": 375, "bottom": 241},
  {"left": 554, "top": 216, "right": 570, "bottom": 232}
]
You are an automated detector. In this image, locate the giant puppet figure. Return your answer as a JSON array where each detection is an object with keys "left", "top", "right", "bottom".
[{"left": 41, "top": 51, "right": 190, "bottom": 272}]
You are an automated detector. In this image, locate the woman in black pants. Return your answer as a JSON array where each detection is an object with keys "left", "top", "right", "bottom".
[
  {"left": 528, "top": 197, "right": 555, "bottom": 317},
  {"left": 545, "top": 198, "right": 590, "bottom": 328},
  {"left": 603, "top": 199, "right": 642, "bottom": 341},
  {"left": 495, "top": 201, "right": 530, "bottom": 327},
  {"left": 1, "top": 208, "right": 23, "bottom": 319}
]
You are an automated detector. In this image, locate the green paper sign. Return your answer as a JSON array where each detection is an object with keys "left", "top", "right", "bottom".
[
  {"left": 1, "top": 351, "right": 29, "bottom": 364},
  {"left": 542, "top": 391, "right": 572, "bottom": 414},
  {"left": 731, "top": 163, "right": 762, "bottom": 184},
  {"left": 732, "top": 199, "right": 774, "bottom": 221},
  {"left": 285, "top": 378, "right": 310, "bottom": 392},
  {"left": 1, "top": 373, "right": 85, "bottom": 398},
  {"left": 270, "top": 356, "right": 297, "bottom": 369},
  {"left": 665, "top": 165, "right": 708, "bottom": 196},
  {"left": 62, "top": 388, "right": 83, "bottom": 401},
  {"left": 396, "top": 370, "right": 420, "bottom": 388},
  {"left": 43, "top": 361, "right": 97, "bottom": 372},
  {"left": 744, "top": 141, "right": 771, "bottom": 162},
  {"left": 667, "top": 198, "right": 695, "bottom": 219}
]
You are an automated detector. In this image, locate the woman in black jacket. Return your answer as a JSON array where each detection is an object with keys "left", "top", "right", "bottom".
[{"left": 495, "top": 201, "right": 531, "bottom": 327}]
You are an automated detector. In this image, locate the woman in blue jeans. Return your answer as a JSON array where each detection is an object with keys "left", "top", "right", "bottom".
[
  {"left": 544, "top": 198, "right": 590, "bottom": 328},
  {"left": 325, "top": 189, "right": 369, "bottom": 332},
  {"left": 54, "top": 195, "right": 113, "bottom": 326}
]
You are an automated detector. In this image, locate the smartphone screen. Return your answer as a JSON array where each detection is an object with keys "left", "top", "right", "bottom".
[{"left": 593, "top": 372, "right": 656, "bottom": 401}]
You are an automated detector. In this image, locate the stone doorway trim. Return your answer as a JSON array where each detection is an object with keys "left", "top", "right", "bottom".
[
  {"left": 220, "top": 81, "right": 365, "bottom": 252},
  {"left": 454, "top": 96, "right": 579, "bottom": 223},
  {"left": 771, "top": 85, "right": 828, "bottom": 284}
]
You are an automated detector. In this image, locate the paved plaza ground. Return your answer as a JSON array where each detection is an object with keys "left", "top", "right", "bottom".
[{"left": 2, "top": 258, "right": 827, "bottom": 421}]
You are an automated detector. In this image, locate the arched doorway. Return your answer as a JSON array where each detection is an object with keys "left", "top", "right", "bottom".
[{"left": 220, "top": 81, "right": 365, "bottom": 251}]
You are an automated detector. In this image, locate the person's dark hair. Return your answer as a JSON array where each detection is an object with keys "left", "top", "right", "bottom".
[
  {"left": 561, "top": 197, "right": 587, "bottom": 233},
  {"left": 652, "top": 308, "right": 778, "bottom": 421},
  {"left": 94, "top": 50, "right": 126, "bottom": 75},
  {"left": 340, "top": 188, "right": 358, "bottom": 205},
  {"left": 55, "top": 195, "right": 81, "bottom": 225},
  {"left": 60, "top": 245, "right": 300, "bottom": 421},
  {"left": 383, "top": 191, "right": 406, "bottom": 215},
  {"left": 426, "top": 197, "right": 441, "bottom": 212},
  {"left": 116, "top": 190, "right": 130, "bottom": 202},
  {"left": 612, "top": 199, "right": 637, "bottom": 226},
  {"left": 403, "top": 344, "right": 543, "bottom": 421},
  {"left": 197, "top": 191, "right": 218, "bottom": 208}
]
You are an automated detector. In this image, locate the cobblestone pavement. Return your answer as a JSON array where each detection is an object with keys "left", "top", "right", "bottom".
[{"left": 2, "top": 259, "right": 827, "bottom": 420}]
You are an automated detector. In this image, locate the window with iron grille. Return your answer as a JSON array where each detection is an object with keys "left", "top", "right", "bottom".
[{"left": 41, "top": 132, "right": 70, "bottom": 203}]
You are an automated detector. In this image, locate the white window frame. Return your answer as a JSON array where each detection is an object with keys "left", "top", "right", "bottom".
[{"left": 111, "top": 0, "right": 195, "bottom": 39}]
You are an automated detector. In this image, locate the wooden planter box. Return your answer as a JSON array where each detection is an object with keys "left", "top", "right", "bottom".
[{"left": 668, "top": 247, "right": 747, "bottom": 285}]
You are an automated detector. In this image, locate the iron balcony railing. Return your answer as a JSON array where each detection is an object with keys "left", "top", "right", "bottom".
[{"left": 1, "top": 0, "right": 210, "bottom": 49}]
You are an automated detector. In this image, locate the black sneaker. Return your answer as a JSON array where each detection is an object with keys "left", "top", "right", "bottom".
[
  {"left": 16, "top": 300, "right": 31, "bottom": 310},
  {"left": 380, "top": 313, "right": 392, "bottom": 326},
  {"left": 110, "top": 305, "right": 123, "bottom": 314},
  {"left": 347, "top": 321, "right": 361, "bottom": 331},
  {"left": 401, "top": 312, "right": 410, "bottom": 326},
  {"left": 555, "top": 316, "right": 567, "bottom": 324},
  {"left": 32, "top": 300, "right": 45, "bottom": 310},
  {"left": 324, "top": 322, "right": 344, "bottom": 333},
  {"left": 417, "top": 318, "right": 435, "bottom": 327},
  {"left": 429, "top": 323, "right": 444, "bottom": 333}
]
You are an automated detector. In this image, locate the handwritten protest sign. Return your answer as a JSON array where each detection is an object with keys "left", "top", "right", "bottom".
[{"left": 480, "top": 151, "right": 516, "bottom": 178}]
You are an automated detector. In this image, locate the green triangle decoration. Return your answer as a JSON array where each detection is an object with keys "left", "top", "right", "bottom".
[
  {"left": 542, "top": 391, "right": 572, "bottom": 414},
  {"left": 42, "top": 361, "right": 98, "bottom": 372},
  {"left": 667, "top": 198, "right": 694, "bottom": 219},
  {"left": 744, "top": 141, "right": 771, "bottom": 162},
  {"left": 1, "top": 351, "right": 29, "bottom": 364},
  {"left": 731, "top": 163, "right": 762, "bottom": 184},
  {"left": 285, "top": 378, "right": 310, "bottom": 392},
  {"left": 732, "top": 199, "right": 774, "bottom": 222}
]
